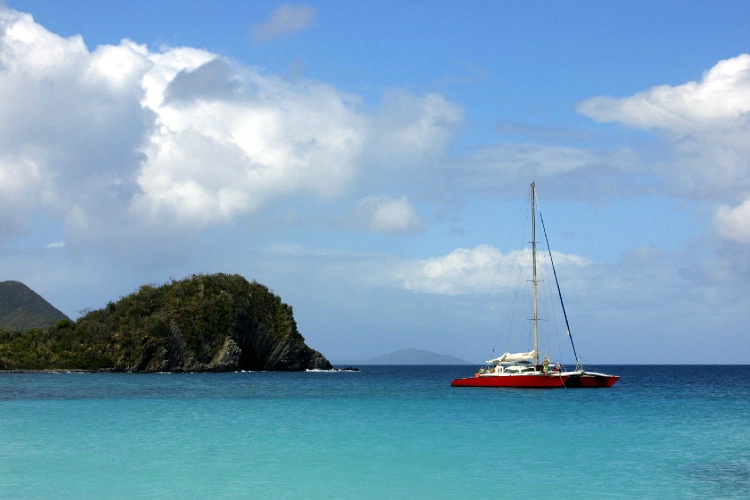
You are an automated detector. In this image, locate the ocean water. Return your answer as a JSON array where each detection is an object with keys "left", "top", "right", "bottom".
[{"left": 1, "top": 365, "right": 748, "bottom": 499}]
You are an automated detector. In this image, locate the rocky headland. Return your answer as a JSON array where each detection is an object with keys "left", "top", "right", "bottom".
[{"left": 0, "top": 274, "right": 332, "bottom": 372}]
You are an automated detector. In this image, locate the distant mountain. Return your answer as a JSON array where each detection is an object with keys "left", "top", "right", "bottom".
[
  {"left": 0, "top": 281, "right": 70, "bottom": 330},
  {"left": 352, "top": 348, "right": 471, "bottom": 365}
]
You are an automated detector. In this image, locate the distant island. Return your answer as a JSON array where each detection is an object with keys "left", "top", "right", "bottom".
[
  {"left": 338, "top": 348, "right": 470, "bottom": 365},
  {"left": 0, "top": 281, "right": 70, "bottom": 330},
  {"left": 0, "top": 274, "right": 332, "bottom": 372}
]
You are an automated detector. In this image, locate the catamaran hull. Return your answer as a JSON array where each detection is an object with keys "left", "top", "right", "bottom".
[
  {"left": 562, "top": 371, "right": 619, "bottom": 388},
  {"left": 451, "top": 374, "right": 568, "bottom": 388}
]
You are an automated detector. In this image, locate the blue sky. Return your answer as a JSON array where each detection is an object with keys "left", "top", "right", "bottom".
[{"left": 1, "top": 1, "right": 749, "bottom": 364}]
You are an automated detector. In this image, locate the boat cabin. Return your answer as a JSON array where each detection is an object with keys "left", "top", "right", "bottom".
[{"left": 479, "top": 361, "right": 538, "bottom": 376}]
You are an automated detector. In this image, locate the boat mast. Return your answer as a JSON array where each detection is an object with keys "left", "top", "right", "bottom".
[{"left": 531, "top": 182, "right": 539, "bottom": 366}]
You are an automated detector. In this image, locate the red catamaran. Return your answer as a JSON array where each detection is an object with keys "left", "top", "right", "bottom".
[{"left": 451, "top": 182, "right": 619, "bottom": 389}]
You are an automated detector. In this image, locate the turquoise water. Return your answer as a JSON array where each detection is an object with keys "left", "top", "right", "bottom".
[{"left": 1, "top": 366, "right": 749, "bottom": 499}]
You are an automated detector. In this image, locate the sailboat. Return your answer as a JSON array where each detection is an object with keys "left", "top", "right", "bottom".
[{"left": 451, "top": 182, "right": 619, "bottom": 389}]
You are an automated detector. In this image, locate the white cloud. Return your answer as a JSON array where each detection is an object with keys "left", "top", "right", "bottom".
[
  {"left": 714, "top": 198, "right": 750, "bottom": 244},
  {"left": 133, "top": 58, "right": 368, "bottom": 226},
  {"left": 0, "top": 155, "right": 42, "bottom": 234},
  {"left": 0, "top": 9, "right": 87, "bottom": 75},
  {"left": 252, "top": 4, "right": 316, "bottom": 43},
  {"left": 578, "top": 54, "right": 750, "bottom": 132},
  {"left": 394, "top": 244, "right": 588, "bottom": 295},
  {"left": 85, "top": 41, "right": 153, "bottom": 91},
  {"left": 577, "top": 54, "right": 750, "bottom": 199},
  {"left": 400, "top": 245, "right": 504, "bottom": 295},
  {"left": 355, "top": 195, "right": 422, "bottom": 233},
  {"left": 0, "top": 7, "right": 460, "bottom": 243},
  {"left": 468, "top": 143, "right": 623, "bottom": 177},
  {"left": 367, "top": 90, "right": 463, "bottom": 167},
  {"left": 0, "top": 10, "right": 151, "bottom": 238}
]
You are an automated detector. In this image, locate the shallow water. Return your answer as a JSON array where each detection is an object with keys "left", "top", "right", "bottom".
[{"left": 1, "top": 365, "right": 748, "bottom": 499}]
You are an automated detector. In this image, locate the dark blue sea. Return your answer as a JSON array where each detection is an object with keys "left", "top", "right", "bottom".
[{"left": 1, "top": 365, "right": 748, "bottom": 499}]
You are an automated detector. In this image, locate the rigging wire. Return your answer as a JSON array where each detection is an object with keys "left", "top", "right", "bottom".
[
  {"left": 459, "top": 184, "right": 583, "bottom": 370},
  {"left": 534, "top": 205, "right": 566, "bottom": 364},
  {"left": 539, "top": 210, "right": 580, "bottom": 364},
  {"left": 458, "top": 194, "right": 529, "bottom": 363},
  {"left": 529, "top": 191, "right": 564, "bottom": 364},
  {"left": 494, "top": 195, "right": 533, "bottom": 358}
]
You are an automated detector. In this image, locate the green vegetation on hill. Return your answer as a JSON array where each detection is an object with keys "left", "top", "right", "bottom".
[
  {"left": 0, "top": 274, "right": 331, "bottom": 372},
  {"left": 0, "top": 281, "right": 70, "bottom": 330}
]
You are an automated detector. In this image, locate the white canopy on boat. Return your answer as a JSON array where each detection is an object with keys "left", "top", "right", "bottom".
[{"left": 487, "top": 350, "right": 537, "bottom": 364}]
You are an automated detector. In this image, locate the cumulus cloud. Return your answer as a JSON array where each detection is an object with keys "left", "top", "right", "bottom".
[
  {"left": 357, "top": 90, "right": 463, "bottom": 197},
  {"left": 0, "top": 9, "right": 152, "bottom": 238},
  {"left": 394, "top": 244, "right": 589, "bottom": 295},
  {"left": 578, "top": 55, "right": 750, "bottom": 132},
  {"left": 163, "top": 58, "right": 242, "bottom": 103},
  {"left": 714, "top": 198, "right": 750, "bottom": 244},
  {"left": 0, "top": 7, "right": 460, "bottom": 245},
  {"left": 252, "top": 4, "right": 316, "bottom": 43},
  {"left": 0, "top": 155, "right": 42, "bottom": 235},
  {"left": 133, "top": 55, "right": 368, "bottom": 226},
  {"left": 354, "top": 195, "right": 422, "bottom": 233},
  {"left": 575, "top": 54, "right": 750, "bottom": 246},
  {"left": 400, "top": 245, "right": 505, "bottom": 295},
  {"left": 367, "top": 90, "right": 463, "bottom": 167},
  {"left": 577, "top": 54, "right": 750, "bottom": 199}
]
